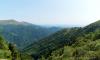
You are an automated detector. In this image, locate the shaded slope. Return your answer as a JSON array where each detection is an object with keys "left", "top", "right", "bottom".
[{"left": 0, "top": 20, "right": 60, "bottom": 49}]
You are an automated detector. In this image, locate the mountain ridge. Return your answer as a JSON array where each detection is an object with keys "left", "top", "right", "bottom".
[{"left": 0, "top": 20, "right": 61, "bottom": 50}]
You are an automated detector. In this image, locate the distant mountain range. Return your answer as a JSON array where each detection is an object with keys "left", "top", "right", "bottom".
[{"left": 0, "top": 20, "right": 61, "bottom": 49}]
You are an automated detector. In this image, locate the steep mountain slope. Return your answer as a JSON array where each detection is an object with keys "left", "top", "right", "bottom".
[
  {"left": 0, "top": 20, "right": 60, "bottom": 49},
  {"left": 22, "top": 20, "right": 100, "bottom": 60}
]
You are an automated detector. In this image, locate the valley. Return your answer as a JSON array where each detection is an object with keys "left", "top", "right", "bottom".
[{"left": 0, "top": 20, "right": 100, "bottom": 60}]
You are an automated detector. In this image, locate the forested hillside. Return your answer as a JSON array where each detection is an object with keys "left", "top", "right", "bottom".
[
  {"left": 0, "top": 20, "right": 60, "bottom": 49},
  {"left": 22, "top": 20, "right": 100, "bottom": 60},
  {"left": 39, "top": 29, "right": 100, "bottom": 60}
]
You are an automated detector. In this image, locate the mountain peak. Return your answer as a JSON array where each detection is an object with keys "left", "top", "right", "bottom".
[{"left": 0, "top": 20, "right": 31, "bottom": 25}]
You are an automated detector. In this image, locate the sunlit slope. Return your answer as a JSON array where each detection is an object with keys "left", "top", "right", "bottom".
[{"left": 39, "top": 29, "right": 100, "bottom": 60}]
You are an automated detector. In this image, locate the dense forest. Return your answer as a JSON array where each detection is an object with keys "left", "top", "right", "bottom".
[{"left": 0, "top": 20, "right": 100, "bottom": 60}]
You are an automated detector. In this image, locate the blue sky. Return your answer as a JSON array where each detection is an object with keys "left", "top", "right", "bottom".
[{"left": 0, "top": 0, "right": 100, "bottom": 26}]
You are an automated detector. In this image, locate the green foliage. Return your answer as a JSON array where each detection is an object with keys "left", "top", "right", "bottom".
[
  {"left": 0, "top": 35, "right": 21, "bottom": 60},
  {"left": 0, "top": 35, "right": 12, "bottom": 60}
]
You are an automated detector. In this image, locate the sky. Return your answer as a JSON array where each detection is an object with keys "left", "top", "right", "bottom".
[{"left": 0, "top": 0, "right": 100, "bottom": 26}]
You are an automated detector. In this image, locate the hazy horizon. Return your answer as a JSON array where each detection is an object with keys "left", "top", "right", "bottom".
[{"left": 0, "top": 0, "right": 100, "bottom": 26}]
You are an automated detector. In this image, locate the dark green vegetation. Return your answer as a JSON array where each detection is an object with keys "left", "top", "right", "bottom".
[
  {"left": 22, "top": 20, "right": 100, "bottom": 60},
  {"left": 0, "top": 35, "right": 21, "bottom": 60},
  {"left": 0, "top": 20, "right": 60, "bottom": 49}
]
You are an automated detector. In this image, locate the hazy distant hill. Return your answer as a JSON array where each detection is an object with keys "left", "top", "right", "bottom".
[
  {"left": 0, "top": 20, "right": 60, "bottom": 49},
  {"left": 22, "top": 20, "right": 100, "bottom": 60}
]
